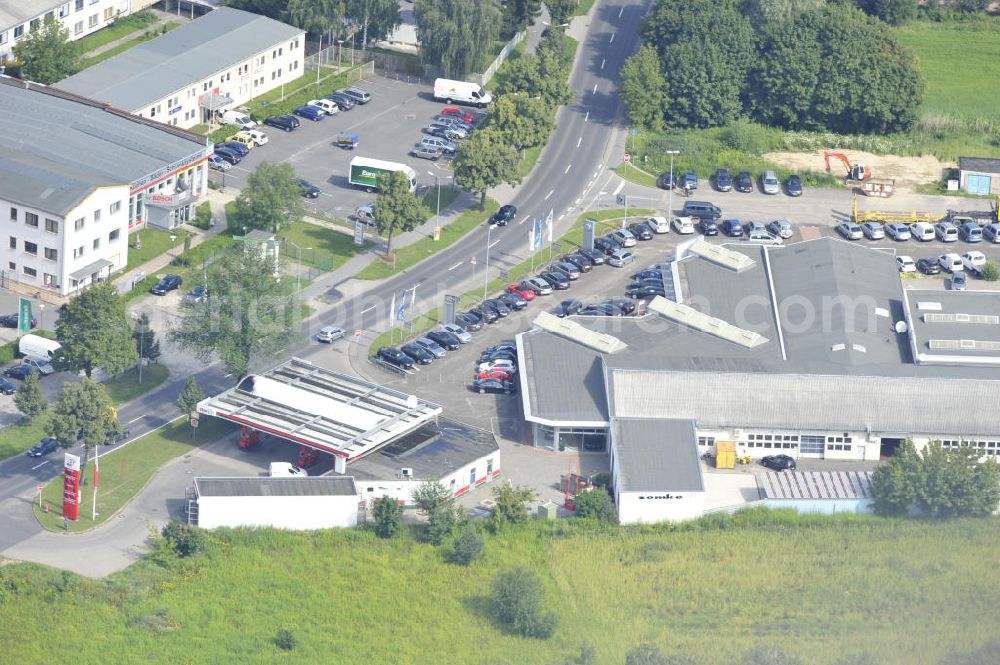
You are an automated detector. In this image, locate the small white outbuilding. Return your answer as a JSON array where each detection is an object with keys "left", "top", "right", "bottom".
[{"left": 192, "top": 477, "right": 359, "bottom": 530}]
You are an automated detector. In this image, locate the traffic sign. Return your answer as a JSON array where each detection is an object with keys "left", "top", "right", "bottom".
[
  {"left": 354, "top": 329, "right": 362, "bottom": 337},
  {"left": 190, "top": 418, "right": 199, "bottom": 428},
  {"left": 623, "top": 153, "right": 631, "bottom": 164},
  {"left": 470, "top": 256, "right": 477, "bottom": 265},
  {"left": 36, "top": 484, "right": 44, "bottom": 492}
]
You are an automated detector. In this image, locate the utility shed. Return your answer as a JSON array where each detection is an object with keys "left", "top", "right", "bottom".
[
  {"left": 958, "top": 157, "right": 1000, "bottom": 195},
  {"left": 193, "top": 477, "right": 359, "bottom": 530},
  {"left": 757, "top": 471, "right": 873, "bottom": 515}
]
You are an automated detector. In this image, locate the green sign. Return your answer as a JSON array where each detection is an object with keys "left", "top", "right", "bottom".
[{"left": 18, "top": 298, "right": 32, "bottom": 334}]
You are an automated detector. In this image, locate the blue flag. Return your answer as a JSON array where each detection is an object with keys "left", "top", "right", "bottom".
[
  {"left": 533, "top": 218, "right": 544, "bottom": 250},
  {"left": 396, "top": 289, "right": 408, "bottom": 321}
]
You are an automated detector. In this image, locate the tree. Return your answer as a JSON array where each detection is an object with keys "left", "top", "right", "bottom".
[
  {"left": 546, "top": 0, "right": 578, "bottom": 25},
  {"left": 287, "top": 0, "right": 341, "bottom": 39},
  {"left": 501, "top": 0, "right": 543, "bottom": 37},
  {"left": 980, "top": 260, "right": 998, "bottom": 281},
  {"left": 454, "top": 128, "right": 521, "bottom": 211},
  {"left": 535, "top": 33, "right": 575, "bottom": 106},
  {"left": 372, "top": 495, "right": 403, "bottom": 538},
  {"left": 625, "top": 645, "right": 699, "bottom": 665},
  {"left": 233, "top": 162, "right": 306, "bottom": 234},
  {"left": 47, "top": 379, "right": 121, "bottom": 472},
  {"left": 412, "top": 480, "right": 459, "bottom": 544},
  {"left": 171, "top": 247, "right": 296, "bottom": 379},
  {"left": 55, "top": 282, "right": 138, "bottom": 378},
  {"left": 161, "top": 519, "right": 207, "bottom": 557},
  {"left": 856, "top": 0, "right": 917, "bottom": 26},
  {"left": 450, "top": 523, "right": 484, "bottom": 565},
  {"left": 619, "top": 44, "right": 668, "bottom": 131},
  {"left": 871, "top": 440, "right": 1000, "bottom": 518},
  {"left": 490, "top": 567, "right": 558, "bottom": 638},
  {"left": 177, "top": 376, "right": 206, "bottom": 416},
  {"left": 488, "top": 93, "right": 552, "bottom": 149},
  {"left": 346, "top": 0, "right": 401, "bottom": 49},
  {"left": 13, "top": 371, "right": 47, "bottom": 419},
  {"left": 494, "top": 55, "right": 543, "bottom": 99},
  {"left": 223, "top": 0, "right": 288, "bottom": 21},
  {"left": 12, "top": 17, "right": 80, "bottom": 84},
  {"left": 574, "top": 487, "right": 616, "bottom": 522},
  {"left": 488, "top": 483, "right": 536, "bottom": 531},
  {"left": 373, "top": 171, "right": 429, "bottom": 256},
  {"left": 133, "top": 312, "right": 161, "bottom": 365},
  {"left": 415, "top": 0, "right": 502, "bottom": 78}
]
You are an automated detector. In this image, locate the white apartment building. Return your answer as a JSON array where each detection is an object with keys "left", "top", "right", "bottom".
[
  {"left": 0, "top": 0, "right": 157, "bottom": 59},
  {"left": 0, "top": 76, "right": 211, "bottom": 297},
  {"left": 57, "top": 7, "right": 305, "bottom": 129}
]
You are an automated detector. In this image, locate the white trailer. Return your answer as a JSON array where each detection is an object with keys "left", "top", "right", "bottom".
[
  {"left": 349, "top": 156, "right": 417, "bottom": 193},
  {"left": 191, "top": 477, "right": 359, "bottom": 530},
  {"left": 433, "top": 78, "right": 493, "bottom": 107}
]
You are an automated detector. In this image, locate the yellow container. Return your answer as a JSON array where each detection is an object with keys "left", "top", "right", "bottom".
[{"left": 715, "top": 440, "right": 736, "bottom": 469}]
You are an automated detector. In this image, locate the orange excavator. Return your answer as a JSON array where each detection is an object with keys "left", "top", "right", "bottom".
[{"left": 823, "top": 151, "right": 894, "bottom": 197}]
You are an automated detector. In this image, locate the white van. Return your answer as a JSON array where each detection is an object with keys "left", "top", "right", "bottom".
[
  {"left": 19, "top": 334, "right": 62, "bottom": 362},
  {"left": 646, "top": 216, "right": 670, "bottom": 234},
  {"left": 910, "top": 222, "right": 935, "bottom": 241},
  {"left": 433, "top": 78, "right": 493, "bottom": 107},
  {"left": 269, "top": 462, "right": 307, "bottom": 477},
  {"left": 218, "top": 110, "right": 257, "bottom": 130}
]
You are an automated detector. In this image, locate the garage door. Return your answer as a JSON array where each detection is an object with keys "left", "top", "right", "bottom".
[
  {"left": 967, "top": 174, "right": 991, "bottom": 195},
  {"left": 799, "top": 435, "right": 825, "bottom": 458}
]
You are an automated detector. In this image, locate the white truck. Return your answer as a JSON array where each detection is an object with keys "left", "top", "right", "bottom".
[
  {"left": 217, "top": 109, "right": 257, "bottom": 130},
  {"left": 433, "top": 78, "right": 493, "bottom": 107},
  {"left": 961, "top": 250, "right": 987, "bottom": 276},
  {"left": 348, "top": 156, "right": 417, "bottom": 193}
]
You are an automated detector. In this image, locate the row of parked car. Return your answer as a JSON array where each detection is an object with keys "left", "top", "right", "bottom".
[
  {"left": 409, "top": 107, "right": 481, "bottom": 161},
  {"left": 472, "top": 341, "right": 519, "bottom": 395},
  {"left": 835, "top": 219, "right": 1000, "bottom": 244},
  {"left": 375, "top": 322, "right": 476, "bottom": 372},
  {"left": 658, "top": 169, "right": 804, "bottom": 197}
]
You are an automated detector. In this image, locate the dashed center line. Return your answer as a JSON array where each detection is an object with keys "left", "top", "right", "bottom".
[
  {"left": 609, "top": 32, "right": 615, "bottom": 43},
  {"left": 564, "top": 164, "right": 572, "bottom": 174},
  {"left": 619, "top": 6, "right": 624, "bottom": 18},
  {"left": 544, "top": 189, "right": 554, "bottom": 200},
  {"left": 592, "top": 84, "right": 598, "bottom": 95},
  {"left": 584, "top": 111, "right": 590, "bottom": 122},
  {"left": 489, "top": 239, "right": 501, "bottom": 248},
  {"left": 360, "top": 305, "right": 376, "bottom": 315},
  {"left": 601, "top": 58, "right": 606, "bottom": 70},
  {"left": 576, "top": 136, "right": 582, "bottom": 148}
]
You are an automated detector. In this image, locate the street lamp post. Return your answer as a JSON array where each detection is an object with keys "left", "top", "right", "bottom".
[
  {"left": 427, "top": 170, "right": 453, "bottom": 235},
  {"left": 483, "top": 223, "right": 493, "bottom": 302},
  {"left": 665, "top": 150, "right": 680, "bottom": 223},
  {"left": 296, "top": 244, "right": 312, "bottom": 292},
  {"left": 337, "top": 40, "right": 344, "bottom": 71}
]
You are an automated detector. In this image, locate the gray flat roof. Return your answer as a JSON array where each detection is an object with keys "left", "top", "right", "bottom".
[
  {"left": 608, "top": 367, "right": 1000, "bottom": 437},
  {"left": 959, "top": 157, "right": 1000, "bottom": 174},
  {"left": 0, "top": 77, "right": 207, "bottom": 214},
  {"left": 612, "top": 418, "right": 703, "bottom": 493},
  {"left": 904, "top": 289, "right": 1000, "bottom": 365},
  {"left": 197, "top": 358, "right": 443, "bottom": 459},
  {"left": 758, "top": 471, "right": 873, "bottom": 501},
  {"left": 518, "top": 238, "right": 1000, "bottom": 426},
  {"left": 346, "top": 419, "right": 498, "bottom": 483},
  {"left": 195, "top": 476, "right": 358, "bottom": 497},
  {"left": 0, "top": 1, "right": 58, "bottom": 30},
  {"left": 58, "top": 7, "right": 303, "bottom": 110}
]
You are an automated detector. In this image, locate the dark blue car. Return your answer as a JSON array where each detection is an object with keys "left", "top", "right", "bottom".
[
  {"left": 27, "top": 437, "right": 60, "bottom": 457},
  {"left": 3, "top": 364, "right": 37, "bottom": 380},
  {"left": 294, "top": 105, "right": 325, "bottom": 121},
  {"left": 0, "top": 377, "right": 16, "bottom": 394},
  {"left": 216, "top": 141, "right": 249, "bottom": 157},
  {"left": 721, "top": 219, "right": 743, "bottom": 237}
]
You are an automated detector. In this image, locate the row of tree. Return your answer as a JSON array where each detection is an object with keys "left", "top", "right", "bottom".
[
  {"left": 227, "top": 0, "right": 401, "bottom": 51},
  {"left": 623, "top": 0, "right": 925, "bottom": 134}
]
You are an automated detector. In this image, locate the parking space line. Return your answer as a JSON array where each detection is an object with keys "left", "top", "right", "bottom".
[
  {"left": 619, "top": 6, "right": 624, "bottom": 17},
  {"left": 360, "top": 305, "right": 376, "bottom": 316},
  {"left": 585, "top": 111, "right": 589, "bottom": 122}
]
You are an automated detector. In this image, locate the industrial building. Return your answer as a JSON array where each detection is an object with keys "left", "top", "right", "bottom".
[
  {"left": 0, "top": 76, "right": 210, "bottom": 296},
  {"left": 958, "top": 157, "right": 1000, "bottom": 196},
  {"left": 516, "top": 237, "right": 1000, "bottom": 524},
  {"left": 192, "top": 359, "right": 500, "bottom": 528},
  {"left": 0, "top": 0, "right": 157, "bottom": 59},
  {"left": 757, "top": 471, "right": 874, "bottom": 515},
  {"left": 58, "top": 7, "right": 305, "bottom": 129}
]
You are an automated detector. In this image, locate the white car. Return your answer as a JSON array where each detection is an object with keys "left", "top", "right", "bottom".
[
  {"left": 315, "top": 326, "right": 345, "bottom": 343},
  {"left": 938, "top": 253, "right": 964, "bottom": 273},
  {"left": 895, "top": 255, "right": 916, "bottom": 273},
  {"left": 478, "top": 359, "right": 517, "bottom": 375},
  {"left": 308, "top": 99, "right": 340, "bottom": 115},
  {"left": 441, "top": 323, "right": 471, "bottom": 343},
  {"left": 244, "top": 129, "right": 269, "bottom": 146},
  {"left": 761, "top": 170, "right": 780, "bottom": 195},
  {"left": 962, "top": 251, "right": 986, "bottom": 273},
  {"left": 609, "top": 229, "right": 636, "bottom": 247},
  {"left": 269, "top": 462, "right": 307, "bottom": 477},
  {"left": 671, "top": 216, "right": 696, "bottom": 234},
  {"left": 646, "top": 216, "right": 670, "bottom": 234}
]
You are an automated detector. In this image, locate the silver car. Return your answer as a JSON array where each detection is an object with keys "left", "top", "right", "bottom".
[
  {"left": 316, "top": 326, "right": 345, "bottom": 343},
  {"left": 522, "top": 277, "right": 553, "bottom": 295},
  {"left": 767, "top": 219, "right": 793, "bottom": 239},
  {"left": 745, "top": 231, "right": 783, "bottom": 245},
  {"left": 744, "top": 220, "right": 768, "bottom": 235},
  {"left": 836, "top": 222, "right": 864, "bottom": 241},
  {"left": 885, "top": 223, "right": 911, "bottom": 241},
  {"left": 761, "top": 170, "right": 780, "bottom": 195},
  {"left": 607, "top": 250, "right": 636, "bottom": 267},
  {"left": 860, "top": 221, "right": 885, "bottom": 240},
  {"left": 414, "top": 337, "right": 447, "bottom": 358},
  {"left": 441, "top": 323, "right": 471, "bottom": 343}
]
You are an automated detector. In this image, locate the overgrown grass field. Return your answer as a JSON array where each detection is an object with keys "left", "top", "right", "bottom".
[
  {"left": 896, "top": 18, "right": 1000, "bottom": 121},
  {"left": 1, "top": 514, "right": 998, "bottom": 664}
]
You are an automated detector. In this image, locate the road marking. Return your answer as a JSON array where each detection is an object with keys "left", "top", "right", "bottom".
[
  {"left": 592, "top": 84, "right": 598, "bottom": 95},
  {"left": 588, "top": 180, "right": 594, "bottom": 187},
  {"left": 360, "top": 305, "right": 376, "bottom": 316},
  {"left": 601, "top": 58, "right": 606, "bottom": 70},
  {"left": 544, "top": 189, "right": 554, "bottom": 200},
  {"left": 31, "top": 461, "right": 50, "bottom": 471},
  {"left": 575, "top": 197, "right": 583, "bottom": 204},
  {"left": 619, "top": 6, "right": 624, "bottom": 17},
  {"left": 584, "top": 111, "right": 589, "bottom": 122},
  {"left": 576, "top": 136, "right": 582, "bottom": 148},
  {"left": 564, "top": 164, "right": 572, "bottom": 174},
  {"left": 489, "top": 239, "right": 501, "bottom": 248},
  {"left": 610, "top": 32, "right": 615, "bottom": 44},
  {"left": 613, "top": 181, "right": 625, "bottom": 196},
  {"left": 127, "top": 415, "right": 145, "bottom": 424},
  {"left": 518, "top": 215, "right": 530, "bottom": 225},
  {"left": 558, "top": 214, "right": 566, "bottom": 221}
]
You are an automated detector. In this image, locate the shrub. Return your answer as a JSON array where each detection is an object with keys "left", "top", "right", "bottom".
[
  {"left": 372, "top": 496, "right": 403, "bottom": 538},
  {"left": 273, "top": 628, "right": 297, "bottom": 651},
  {"left": 490, "top": 567, "right": 558, "bottom": 638},
  {"left": 160, "top": 519, "right": 207, "bottom": 558},
  {"left": 488, "top": 483, "right": 536, "bottom": 532},
  {"left": 980, "top": 260, "right": 998, "bottom": 282},
  {"left": 450, "top": 524, "right": 484, "bottom": 565},
  {"left": 573, "top": 488, "right": 616, "bottom": 522}
]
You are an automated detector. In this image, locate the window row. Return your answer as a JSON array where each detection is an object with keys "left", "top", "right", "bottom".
[
  {"left": 9, "top": 202, "right": 121, "bottom": 231},
  {"left": 748, "top": 433, "right": 800, "bottom": 443},
  {"left": 7, "top": 230, "right": 120, "bottom": 258},
  {"left": 746, "top": 440, "right": 798, "bottom": 449}
]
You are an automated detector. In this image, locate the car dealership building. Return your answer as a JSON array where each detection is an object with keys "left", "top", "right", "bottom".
[{"left": 516, "top": 238, "right": 1000, "bottom": 523}]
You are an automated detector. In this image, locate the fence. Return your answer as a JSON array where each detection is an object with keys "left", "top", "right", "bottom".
[{"left": 478, "top": 30, "right": 525, "bottom": 87}]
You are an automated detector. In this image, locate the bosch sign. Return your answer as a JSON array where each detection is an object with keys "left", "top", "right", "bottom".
[{"left": 638, "top": 494, "right": 684, "bottom": 500}]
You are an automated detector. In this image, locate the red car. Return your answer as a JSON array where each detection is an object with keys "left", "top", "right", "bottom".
[
  {"left": 478, "top": 369, "right": 513, "bottom": 381},
  {"left": 505, "top": 283, "right": 537, "bottom": 300},
  {"left": 441, "top": 107, "right": 474, "bottom": 124}
]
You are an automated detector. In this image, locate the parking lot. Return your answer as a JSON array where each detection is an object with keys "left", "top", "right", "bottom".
[{"left": 209, "top": 75, "right": 468, "bottom": 221}]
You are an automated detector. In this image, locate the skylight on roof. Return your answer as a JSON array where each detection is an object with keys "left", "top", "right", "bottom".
[
  {"left": 647, "top": 297, "right": 769, "bottom": 348},
  {"left": 687, "top": 238, "right": 756, "bottom": 272},
  {"left": 533, "top": 311, "right": 628, "bottom": 354}
]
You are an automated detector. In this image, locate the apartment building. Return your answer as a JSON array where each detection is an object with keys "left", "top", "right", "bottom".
[{"left": 57, "top": 7, "right": 305, "bottom": 129}]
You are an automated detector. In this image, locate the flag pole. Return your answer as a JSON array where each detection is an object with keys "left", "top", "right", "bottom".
[{"left": 92, "top": 442, "right": 100, "bottom": 520}]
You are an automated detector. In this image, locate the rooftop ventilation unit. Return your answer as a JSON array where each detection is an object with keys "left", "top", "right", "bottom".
[
  {"left": 923, "top": 313, "right": 999, "bottom": 325},
  {"left": 916, "top": 301, "right": 942, "bottom": 311},
  {"left": 532, "top": 311, "right": 628, "bottom": 354},
  {"left": 647, "top": 297, "right": 769, "bottom": 349},
  {"left": 687, "top": 238, "right": 756, "bottom": 272},
  {"left": 929, "top": 339, "right": 1000, "bottom": 351}
]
